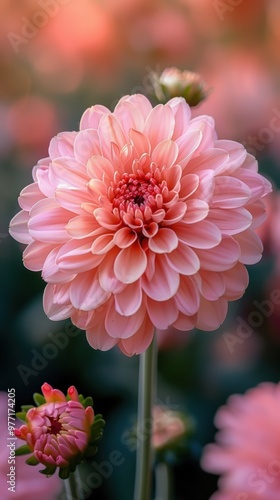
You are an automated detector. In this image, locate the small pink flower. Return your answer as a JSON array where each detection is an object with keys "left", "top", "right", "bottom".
[
  {"left": 0, "top": 392, "right": 62, "bottom": 499},
  {"left": 152, "top": 405, "right": 190, "bottom": 451},
  {"left": 9, "top": 94, "right": 271, "bottom": 355},
  {"left": 201, "top": 382, "right": 280, "bottom": 499},
  {"left": 150, "top": 67, "right": 208, "bottom": 105},
  {"left": 15, "top": 383, "right": 102, "bottom": 478}
]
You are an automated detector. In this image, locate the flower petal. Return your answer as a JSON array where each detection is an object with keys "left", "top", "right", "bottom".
[
  {"left": 105, "top": 300, "right": 146, "bottom": 339},
  {"left": 196, "top": 297, "right": 228, "bottom": 331},
  {"left": 9, "top": 210, "right": 32, "bottom": 244},
  {"left": 69, "top": 271, "right": 110, "bottom": 311},
  {"left": 147, "top": 297, "right": 178, "bottom": 329},
  {"left": 142, "top": 254, "right": 179, "bottom": 301},
  {"left": 114, "top": 241, "right": 147, "bottom": 284},
  {"left": 23, "top": 241, "right": 56, "bottom": 271},
  {"left": 235, "top": 230, "right": 263, "bottom": 264},
  {"left": 208, "top": 207, "right": 252, "bottom": 235},
  {"left": 57, "top": 238, "right": 104, "bottom": 272},
  {"left": 176, "top": 220, "right": 221, "bottom": 249},
  {"left": 118, "top": 314, "right": 154, "bottom": 355},
  {"left": 114, "top": 281, "right": 142, "bottom": 316},
  {"left": 196, "top": 237, "right": 240, "bottom": 271},
  {"left": 148, "top": 228, "right": 178, "bottom": 254},
  {"left": 144, "top": 104, "right": 175, "bottom": 149},
  {"left": 165, "top": 241, "right": 200, "bottom": 275}
]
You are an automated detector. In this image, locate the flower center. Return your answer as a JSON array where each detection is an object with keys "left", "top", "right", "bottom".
[
  {"left": 47, "top": 416, "right": 62, "bottom": 436},
  {"left": 111, "top": 172, "right": 162, "bottom": 214}
]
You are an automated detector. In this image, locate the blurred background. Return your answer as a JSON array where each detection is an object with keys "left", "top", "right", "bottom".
[{"left": 1, "top": 0, "right": 280, "bottom": 498}]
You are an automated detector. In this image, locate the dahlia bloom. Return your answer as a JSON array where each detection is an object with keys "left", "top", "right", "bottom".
[
  {"left": 152, "top": 405, "right": 191, "bottom": 452},
  {"left": 9, "top": 94, "right": 271, "bottom": 355},
  {"left": 201, "top": 382, "right": 280, "bottom": 499},
  {"left": 0, "top": 392, "right": 62, "bottom": 499},
  {"left": 15, "top": 383, "right": 103, "bottom": 478}
]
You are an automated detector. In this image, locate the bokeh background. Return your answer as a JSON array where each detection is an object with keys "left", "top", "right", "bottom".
[{"left": 1, "top": 0, "right": 280, "bottom": 498}]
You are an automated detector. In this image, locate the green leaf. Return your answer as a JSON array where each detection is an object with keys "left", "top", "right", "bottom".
[
  {"left": 16, "top": 411, "right": 27, "bottom": 422},
  {"left": 15, "top": 445, "right": 31, "bottom": 456},
  {"left": 33, "top": 393, "right": 46, "bottom": 406},
  {"left": 26, "top": 455, "right": 39, "bottom": 466}
]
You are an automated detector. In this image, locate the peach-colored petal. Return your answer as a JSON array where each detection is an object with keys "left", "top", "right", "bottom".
[
  {"left": 105, "top": 300, "right": 146, "bottom": 339},
  {"left": 151, "top": 140, "right": 178, "bottom": 168},
  {"left": 69, "top": 271, "right": 110, "bottom": 311},
  {"left": 18, "top": 183, "right": 44, "bottom": 211},
  {"left": 183, "top": 199, "right": 209, "bottom": 223},
  {"left": 148, "top": 228, "right": 178, "bottom": 253},
  {"left": 165, "top": 241, "right": 200, "bottom": 275},
  {"left": 114, "top": 94, "right": 152, "bottom": 135},
  {"left": 208, "top": 207, "right": 252, "bottom": 235},
  {"left": 42, "top": 247, "right": 76, "bottom": 283},
  {"left": 9, "top": 210, "right": 33, "bottom": 244},
  {"left": 212, "top": 176, "right": 251, "bottom": 208},
  {"left": 57, "top": 238, "right": 104, "bottom": 272},
  {"left": 235, "top": 230, "right": 263, "bottom": 264},
  {"left": 74, "top": 129, "right": 101, "bottom": 164},
  {"left": 80, "top": 104, "right": 110, "bottom": 130},
  {"left": 118, "top": 314, "right": 154, "bottom": 356},
  {"left": 146, "top": 297, "right": 178, "bottom": 329},
  {"left": 114, "top": 242, "right": 147, "bottom": 284},
  {"left": 142, "top": 254, "right": 179, "bottom": 301},
  {"left": 196, "top": 237, "right": 240, "bottom": 271},
  {"left": 144, "top": 104, "right": 175, "bottom": 149},
  {"left": 23, "top": 241, "right": 57, "bottom": 271},
  {"left": 49, "top": 131, "right": 78, "bottom": 159},
  {"left": 175, "top": 275, "right": 200, "bottom": 315},
  {"left": 176, "top": 220, "right": 221, "bottom": 249},
  {"left": 196, "top": 297, "right": 228, "bottom": 330},
  {"left": 114, "top": 281, "right": 142, "bottom": 316}
]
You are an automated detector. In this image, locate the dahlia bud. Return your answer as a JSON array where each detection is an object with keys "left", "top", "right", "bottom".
[
  {"left": 150, "top": 67, "right": 208, "bottom": 106},
  {"left": 152, "top": 405, "right": 194, "bottom": 453},
  {"left": 15, "top": 383, "right": 105, "bottom": 479}
]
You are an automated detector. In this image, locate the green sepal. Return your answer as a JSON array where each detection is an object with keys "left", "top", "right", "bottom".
[
  {"left": 90, "top": 414, "right": 105, "bottom": 442},
  {"left": 59, "top": 468, "right": 70, "bottom": 480},
  {"left": 39, "top": 465, "right": 57, "bottom": 477},
  {"left": 82, "top": 396, "right": 93, "bottom": 408},
  {"left": 33, "top": 393, "right": 46, "bottom": 406},
  {"left": 15, "top": 411, "right": 27, "bottom": 422},
  {"left": 21, "top": 405, "right": 34, "bottom": 412},
  {"left": 84, "top": 445, "right": 98, "bottom": 458},
  {"left": 15, "top": 445, "right": 31, "bottom": 456},
  {"left": 26, "top": 455, "right": 39, "bottom": 466}
]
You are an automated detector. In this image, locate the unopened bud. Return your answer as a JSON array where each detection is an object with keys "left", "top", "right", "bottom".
[{"left": 150, "top": 67, "right": 208, "bottom": 106}]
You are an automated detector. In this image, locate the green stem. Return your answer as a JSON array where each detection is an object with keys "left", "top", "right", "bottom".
[
  {"left": 154, "top": 462, "right": 172, "bottom": 500},
  {"left": 133, "top": 335, "right": 157, "bottom": 500},
  {"left": 64, "top": 469, "right": 80, "bottom": 500}
]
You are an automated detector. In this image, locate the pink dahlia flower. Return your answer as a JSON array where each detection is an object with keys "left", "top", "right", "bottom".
[
  {"left": 0, "top": 392, "right": 62, "bottom": 500},
  {"left": 201, "top": 382, "right": 280, "bottom": 500},
  {"left": 9, "top": 94, "right": 271, "bottom": 355},
  {"left": 152, "top": 405, "right": 190, "bottom": 451},
  {"left": 15, "top": 383, "right": 95, "bottom": 476}
]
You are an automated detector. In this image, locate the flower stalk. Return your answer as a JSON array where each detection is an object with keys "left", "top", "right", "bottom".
[{"left": 133, "top": 335, "right": 157, "bottom": 500}]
